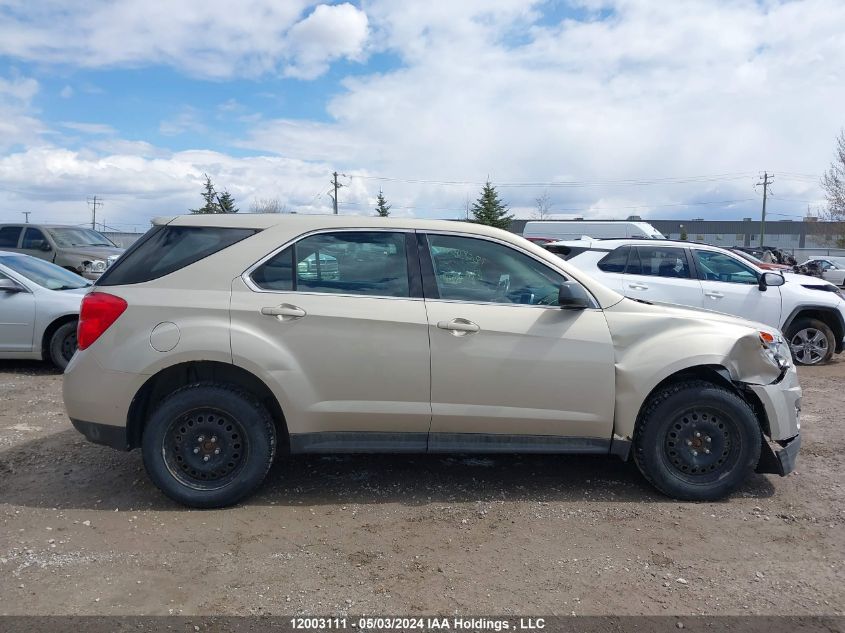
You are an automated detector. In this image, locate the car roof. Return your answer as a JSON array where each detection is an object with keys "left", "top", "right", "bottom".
[
  {"left": 0, "top": 223, "right": 97, "bottom": 229},
  {"left": 155, "top": 213, "right": 514, "bottom": 237},
  {"left": 0, "top": 249, "right": 24, "bottom": 257},
  {"left": 546, "top": 238, "right": 733, "bottom": 252}
]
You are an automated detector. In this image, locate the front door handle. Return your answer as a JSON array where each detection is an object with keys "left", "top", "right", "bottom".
[
  {"left": 704, "top": 291, "right": 724, "bottom": 299},
  {"left": 261, "top": 304, "right": 306, "bottom": 320},
  {"left": 627, "top": 283, "right": 649, "bottom": 291},
  {"left": 437, "top": 318, "right": 480, "bottom": 336}
]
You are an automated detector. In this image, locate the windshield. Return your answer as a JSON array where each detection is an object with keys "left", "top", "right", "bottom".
[
  {"left": 46, "top": 227, "right": 116, "bottom": 248},
  {"left": 0, "top": 255, "right": 92, "bottom": 290}
]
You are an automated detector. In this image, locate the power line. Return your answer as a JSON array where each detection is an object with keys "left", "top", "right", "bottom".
[{"left": 347, "top": 172, "right": 758, "bottom": 189}]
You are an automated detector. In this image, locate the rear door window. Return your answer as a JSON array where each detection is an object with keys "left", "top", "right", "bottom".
[
  {"left": 21, "top": 228, "right": 48, "bottom": 250},
  {"left": 97, "top": 225, "right": 257, "bottom": 286},
  {"left": 251, "top": 231, "right": 411, "bottom": 298},
  {"left": 628, "top": 246, "right": 691, "bottom": 278},
  {"left": 0, "top": 226, "right": 22, "bottom": 248}
]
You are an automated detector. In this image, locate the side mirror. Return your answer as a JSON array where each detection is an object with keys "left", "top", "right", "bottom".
[
  {"left": 0, "top": 278, "right": 23, "bottom": 293},
  {"left": 558, "top": 281, "right": 591, "bottom": 310},
  {"left": 39, "top": 241, "right": 52, "bottom": 252},
  {"left": 759, "top": 271, "right": 785, "bottom": 291}
]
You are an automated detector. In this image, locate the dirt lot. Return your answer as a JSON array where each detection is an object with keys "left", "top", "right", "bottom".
[{"left": 0, "top": 359, "right": 843, "bottom": 617}]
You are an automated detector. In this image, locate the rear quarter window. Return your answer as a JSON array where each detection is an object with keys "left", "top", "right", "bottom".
[
  {"left": 97, "top": 225, "right": 257, "bottom": 286},
  {"left": 597, "top": 246, "right": 629, "bottom": 272}
]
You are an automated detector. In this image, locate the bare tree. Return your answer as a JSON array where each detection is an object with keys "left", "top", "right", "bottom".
[
  {"left": 821, "top": 129, "right": 845, "bottom": 246},
  {"left": 250, "top": 197, "right": 288, "bottom": 214},
  {"left": 534, "top": 191, "right": 552, "bottom": 219}
]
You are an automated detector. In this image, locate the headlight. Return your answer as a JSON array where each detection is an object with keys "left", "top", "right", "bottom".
[
  {"left": 759, "top": 331, "right": 792, "bottom": 371},
  {"left": 82, "top": 259, "right": 107, "bottom": 273}
]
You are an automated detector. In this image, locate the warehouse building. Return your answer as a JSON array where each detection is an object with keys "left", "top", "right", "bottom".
[{"left": 510, "top": 217, "right": 845, "bottom": 252}]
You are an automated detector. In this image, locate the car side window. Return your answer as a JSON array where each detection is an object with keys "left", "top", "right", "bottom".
[
  {"left": 597, "top": 246, "right": 629, "bottom": 273},
  {"left": 252, "top": 231, "right": 410, "bottom": 298},
  {"left": 0, "top": 226, "right": 22, "bottom": 248},
  {"left": 425, "top": 234, "right": 565, "bottom": 305},
  {"left": 627, "top": 246, "right": 691, "bottom": 279},
  {"left": 693, "top": 250, "right": 758, "bottom": 284},
  {"left": 22, "top": 228, "right": 48, "bottom": 250}
]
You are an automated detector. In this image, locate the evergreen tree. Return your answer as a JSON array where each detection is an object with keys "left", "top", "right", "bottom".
[
  {"left": 375, "top": 190, "right": 391, "bottom": 217},
  {"left": 190, "top": 174, "right": 221, "bottom": 214},
  {"left": 217, "top": 190, "right": 239, "bottom": 214},
  {"left": 471, "top": 181, "right": 513, "bottom": 229}
]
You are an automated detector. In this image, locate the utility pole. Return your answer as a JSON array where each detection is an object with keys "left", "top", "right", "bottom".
[
  {"left": 86, "top": 195, "right": 103, "bottom": 230},
  {"left": 756, "top": 172, "right": 773, "bottom": 247},
  {"left": 328, "top": 172, "right": 344, "bottom": 215},
  {"left": 22, "top": 211, "right": 30, "bottom": 224}
]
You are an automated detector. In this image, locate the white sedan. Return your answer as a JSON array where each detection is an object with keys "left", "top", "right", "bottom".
[
  {"left": 0, "top": 250, "right": 91, "bottom": 369},
  {"left": 800, "top": 258, "right": 845, "bottom": 287}
]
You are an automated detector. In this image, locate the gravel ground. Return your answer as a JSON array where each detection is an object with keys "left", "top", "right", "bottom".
[{"left": 0, "top": 358, "right": 843, "bottom": 616}]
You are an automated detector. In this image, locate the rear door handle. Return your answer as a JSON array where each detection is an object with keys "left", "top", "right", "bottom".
[
  {"left": 704, "top": 291, "right": 724, "bottom": 299},
  {"left": 261, "top": 304, "right": 306, "bottom": 320},
  {"left": 627, "top": 283, "right": 649, "bottom": 291},
  {"left": 437, "top": 318, "right": 480, "bottom": 336}
]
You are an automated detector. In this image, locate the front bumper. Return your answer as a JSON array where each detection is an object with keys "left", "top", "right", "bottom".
[
  {"left": 747, "top": 366, "right": 802, "bottom": 442},
  {"left": 757, "top": 433, "right": 801, "bottom": 475},
  {"left": 80, "top": 271, "right": 103, "bottom": 280}
]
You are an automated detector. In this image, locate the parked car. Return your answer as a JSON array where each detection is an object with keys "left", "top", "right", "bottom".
[
  {"left": 522, "top": 220, "right": 664, "bottom": 244},
  {"left": 546, "top": 238, "right": 845, "bottom": 366},
  {"left": 798, "top": 258, "right": 845, "bottom": 287},
  {"left": 729, "top": 248, "right": 791, "bottom": 271},
  {"left": 0, "top": 224, "right": 125, "bottom": 280},
  {"left": 0, "top": 251, "right": 90, "bottom": 368},
  {"left": 64, "top": 215, "right": 801, "bottom": 508}
]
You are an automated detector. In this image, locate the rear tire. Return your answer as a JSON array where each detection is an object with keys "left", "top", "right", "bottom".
[
  {"left": 786, "top": 318, "right": 834, "bottom": 366},
  {"left": 48, "top": 321, "right": 78, "bottom": 370},
  {"left": 142, "top": 383, "right": 276, "bottom": 508},
  {"left": 633, "top": 380, "right": 761, "bottom": 501}
]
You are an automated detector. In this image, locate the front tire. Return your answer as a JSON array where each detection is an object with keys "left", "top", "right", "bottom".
[
  {"left": 786, "top": 318, "right": 834, "bottom": 366},
  {"left": 48, "top": 321, "right": 78, "bottom": 370},
  {"left": 633, "top": 380, "right": 761, "bottom": 501},
  {"left": 142, "top": 383, "right": 276, "bottom": 508}
]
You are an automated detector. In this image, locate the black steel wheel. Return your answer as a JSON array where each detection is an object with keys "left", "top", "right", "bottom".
[
  {"left": 48, "top": 321, "right": 78, "bottom": 370},
  {"left": 662, "top": 407, "right": 740, "bottom": 483},
  {"left": 634, "top": 380, "right": 761, "bottom": 501},
  {"left": 142, "top": 383, "right": 276, "bottom": 508},
  {"left": 163, "top": 408, "right": 249, "bottom": 491}
]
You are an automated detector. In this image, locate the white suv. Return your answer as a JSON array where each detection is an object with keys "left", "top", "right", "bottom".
[
  {"left": 64, "top": 215, "right": 801, "bottom": 508},
  {"left": 548, "top": 239, "right": 845, "bottom": 365}
]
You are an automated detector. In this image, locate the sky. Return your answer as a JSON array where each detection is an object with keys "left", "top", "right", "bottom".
[{"left": 0, "top": 0, "right": 843, "bottom": 232}]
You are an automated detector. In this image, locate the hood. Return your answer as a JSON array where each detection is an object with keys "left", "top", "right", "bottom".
[
  {"left": 606, "top": 296, "right": 773, "bottom": 334},
  {"left": 783, "top": 272, "right": 835, "bottom": 288},
  {"left": 60, "top": 246, "right": 124, "bottom": 260}
]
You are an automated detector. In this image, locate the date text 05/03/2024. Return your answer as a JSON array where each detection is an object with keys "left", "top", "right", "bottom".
[{"left": 290, "top": 618, "right": 546, "bottom": 631}]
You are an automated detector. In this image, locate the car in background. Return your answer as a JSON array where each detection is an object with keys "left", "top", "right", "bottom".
[
  {"left": 546, "top": 238, "right": 845, "bottom": 366},
  {"left": 0, "top": 251, "right": 91, "bottom": 369},
  {"left": 798, "top": 258, "right": 845, "bottom": 287},
  {"left": 729, "top": 248, "right": 791, "bottom": 271},
  {"left": 0, "top": 224, "right": 125, "bottom": 280},
  {"left": 65, "top": 215, "right": 800, "bottom": 508},
  {"left": 522, "top": 220, "right": 665, "bottom": 245}
]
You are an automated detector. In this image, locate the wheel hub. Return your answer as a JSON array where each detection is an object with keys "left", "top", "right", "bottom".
[
  {"left": 664, "top": 410, "right": 734, "bottom": 477},
  {"left": 163, "top": 410, "right": 247, "bottom": 490},
  {"left": 790, "top": 328, "right": 828, "bottom": 365}
]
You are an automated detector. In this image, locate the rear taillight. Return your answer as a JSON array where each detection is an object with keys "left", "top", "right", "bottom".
[{"left": 77, "top": 292, "right": 128, "bottom": 350}]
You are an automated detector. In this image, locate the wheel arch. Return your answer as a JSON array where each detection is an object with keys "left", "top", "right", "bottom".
[
  {"left": 782, "top": 305, "right": 844, "bottom": 354},
  {"left": 40, "top": 313, "right": 78, "bottom": 361},
  {"left": 126, "top": 360, "right": 289, "bottom": 452}
]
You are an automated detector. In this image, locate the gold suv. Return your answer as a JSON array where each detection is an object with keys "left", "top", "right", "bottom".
[{"left": 64, "top": 215, "right": 801, "bottom": 508}]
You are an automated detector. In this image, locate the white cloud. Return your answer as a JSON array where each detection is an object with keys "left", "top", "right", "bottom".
[
  {"left": 0, "top": 1, "right": 842, "bottom": 225},
  {"left": 0, "top": 1, "right": 369, "bottom": 80},
  {"left": 284, "top": 3, "right": 369, "bottom": 79},
  {"left": 59, "top": 85, "right": 73, "bottom": 99}
]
